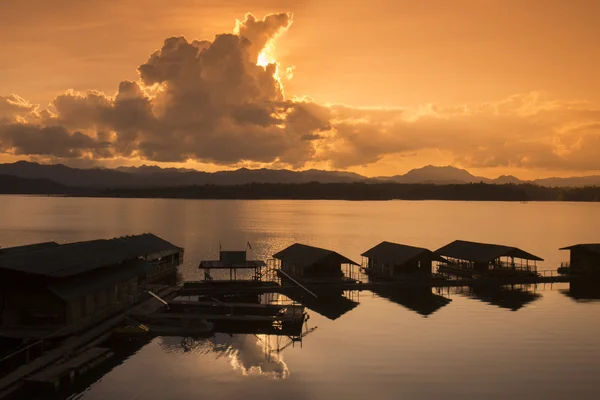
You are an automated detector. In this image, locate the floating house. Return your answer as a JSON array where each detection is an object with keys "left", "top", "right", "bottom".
[
  {"left": 361, "top": 241, "right": 445, "bottom": 279},
  {"left": 435, "top": 240, "right": 543, "bottom": 277},
  {"left": 272, "top": 243, "right": 359, "bottom": 283},
  {"left": 0, "top": 234, "right": 183, "bottom": 337},
  {"left": 560, "top": 244, "right": 600, "bottom": 275}
]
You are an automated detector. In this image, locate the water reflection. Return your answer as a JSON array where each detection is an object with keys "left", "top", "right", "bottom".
[
  {"left": 158, "top": 334, "right": 291, "bottom": 379},
  {"left": 453, "top": 284, "right": 541, "bottom": 311},
  {"left": 561, "top": 280, "right": 600, "bottom": 302},
  {"left": 157, "top": 317, "right": 317, "bottom": 380},
  {"left": 283, "top": 289, "right": 359, "bottom": 320},
  {"left": 371, "top": 286, "right": 451, "bottom": 316}
]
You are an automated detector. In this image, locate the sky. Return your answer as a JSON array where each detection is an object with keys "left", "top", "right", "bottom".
[{"left": 1, "top": 0, "right": 599, "bottom": 179}]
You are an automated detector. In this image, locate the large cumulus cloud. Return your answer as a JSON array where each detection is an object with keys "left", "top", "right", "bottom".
[
  {"left": 1, "top": 13, "right": 600, "bottom": 172},
  {"left": 0, "top": 13, "right": 324, "bottom": 167}
]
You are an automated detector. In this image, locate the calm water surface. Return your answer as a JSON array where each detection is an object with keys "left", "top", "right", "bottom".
[{"left": 1, "top": 196, "right": 599, "bottom": 400}]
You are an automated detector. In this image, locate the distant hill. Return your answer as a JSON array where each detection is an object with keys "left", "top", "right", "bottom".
[
  {"left": 377, "top": 165, "right": 600, "bottom": 187},
  {"left": 0, "top": 161, "right": 137, "bottom": 188},
  {"left": 375, "top": 165, "right": 487, "bottom": 184},
  {"left": 0, "top": 161, "right": 598, "bottom": 188},
  {"left": 0, "top": 161, "right": 365, "bottom": 188},
  {"left": 0, "top": 174, "right": 71, "bottom": 194},
  {"left": 534, "top": 175, "right": 600, "bottom": 187}
]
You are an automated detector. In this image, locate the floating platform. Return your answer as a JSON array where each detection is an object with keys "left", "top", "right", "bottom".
[
  {"left": 24, "top": 347, "right": 113, "bottom": 391},
  {"left": 183, "top": 280, "right": 280, "bottom": 292},
  {"left": 167, "top": 299, "right": 304, "bottom": 317},
  {"left": 136, "top": 311, "right": 305, "bottom": 324}
]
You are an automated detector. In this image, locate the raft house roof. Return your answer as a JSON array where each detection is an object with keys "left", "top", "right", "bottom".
[
  {"left": 361, "top": 241, "right": 446, "bottom": 265},
  {"left": 435, "top": 240, "right": 543, "bottom": 264},
  {"left": 560, "top": 244, "right": 600, "bottom": 255},
  {"left": 273, "top": 243, "right": 359, "bottom": 268},
  {"left": 0, "top": 233, "right": 182, "bottom": 278}
]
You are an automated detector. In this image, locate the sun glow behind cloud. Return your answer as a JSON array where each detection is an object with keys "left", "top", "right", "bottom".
[
  {"left": 233, "top": 12, "right": 293, "bottom": 96},
  {"left": 255, "top": 28, "right": 289, "bottom": 96},
  {"left": 257, "top": 43, "right": 275, "bottom": 67}
]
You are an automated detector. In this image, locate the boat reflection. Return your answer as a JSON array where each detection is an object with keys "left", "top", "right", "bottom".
[
  {"left": 453, "top": 284, "right": 541, "bottom": 311},
  {"left": 371, "top": 286, "right": 451, "bottom": 316}
]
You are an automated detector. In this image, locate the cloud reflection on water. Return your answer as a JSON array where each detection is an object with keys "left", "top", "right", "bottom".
[{"left": 158, "top": 332, "right": 290, "bottom": 379}]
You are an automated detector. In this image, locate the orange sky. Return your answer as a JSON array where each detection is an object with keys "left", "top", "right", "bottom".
[{"left": 1, "top": 0, "right": 599, "bottom": 179}]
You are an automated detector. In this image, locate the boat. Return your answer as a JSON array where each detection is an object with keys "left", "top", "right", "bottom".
[{"left": 113, "top": 324, "right": 149, "bottom": 337}]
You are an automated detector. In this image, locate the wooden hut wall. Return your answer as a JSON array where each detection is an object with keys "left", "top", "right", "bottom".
[
  {"left": 394, "top": 256, "right": 433, "bottom": 275},
  {"left": 570, "top": 248, "right": 600, "bottom": 275},
  {"left": 303, "top": 254, "right": 345, "bottom": 278},
  {"left": 1, "top": 289, "right": 65, "bottom": 327}
]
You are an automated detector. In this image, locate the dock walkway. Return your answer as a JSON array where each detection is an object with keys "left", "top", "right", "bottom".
[
  {"left": 25, "top": 347, "right": 113, "bottom": 390},
  {"left": 0, "top": 286, "right": 179, "bottom": 399}
]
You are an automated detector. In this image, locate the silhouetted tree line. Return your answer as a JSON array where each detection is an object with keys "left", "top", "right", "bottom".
[
  {"left": 98, "top": 182, "right": 600, "bottom": 201},
  {"left": 1, "top": 174, "right": 599, "bottom": 201}
]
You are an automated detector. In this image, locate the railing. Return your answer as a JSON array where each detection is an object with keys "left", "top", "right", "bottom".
[
  {"left": 537, "top": 270, "right": 561, "bottom": 278},
  {"left": 0, "top": 337, "right": 47, "bottom": 378},
  {"left": 0, "top": 285, "right": 164, "bottom": 379},
  {"left": 0, "top": 300, "right": 132, "bottom": 378},
  {"left": 490, "top": 262, "right": 536, "bottom": 272}
]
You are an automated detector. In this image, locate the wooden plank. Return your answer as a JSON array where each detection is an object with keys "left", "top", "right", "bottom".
[
  {"left": 25, "top": 347, "right": 112, "bottom": 384},
  {"left": 277, "top": 269, "right": 319, "bottom": 298},
  {"left": 0, "top": 285, "right": 179, "bottom": 397}
]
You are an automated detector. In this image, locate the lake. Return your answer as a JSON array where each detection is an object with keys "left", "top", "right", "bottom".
[{"left": 1, "top": 196, "right": 600, "bottom": 400}]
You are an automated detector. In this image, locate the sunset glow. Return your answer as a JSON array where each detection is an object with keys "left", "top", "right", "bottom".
[{"left": 0, "top": 1, "right": 599, "bottom": 180}]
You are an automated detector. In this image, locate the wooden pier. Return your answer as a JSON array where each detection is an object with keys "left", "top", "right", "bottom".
[
  {"left": 25, "top": 347, "right": 113, "bottom": 391},
  {"left": 0, "top": 285, "right": 180, "bottom": 399}
]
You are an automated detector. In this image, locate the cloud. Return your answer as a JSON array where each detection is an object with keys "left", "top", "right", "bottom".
[
  {"left": 0, "top": 95, "right": 37, "bottom": 121},
  {"left": 0, "top": 123, "right": 110, "bottom": 158},
  {"left": 319, "top": 94, "right": 600, "bottom": 171},
  {"left": 1, "top": 13, "right": 600, "bottom": 173},
  {"left": 10, "top": 13, "right": 324, "bottom": 167},
  {"left": 234, "top": 12, "right": 293, "bottom": 62}
]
